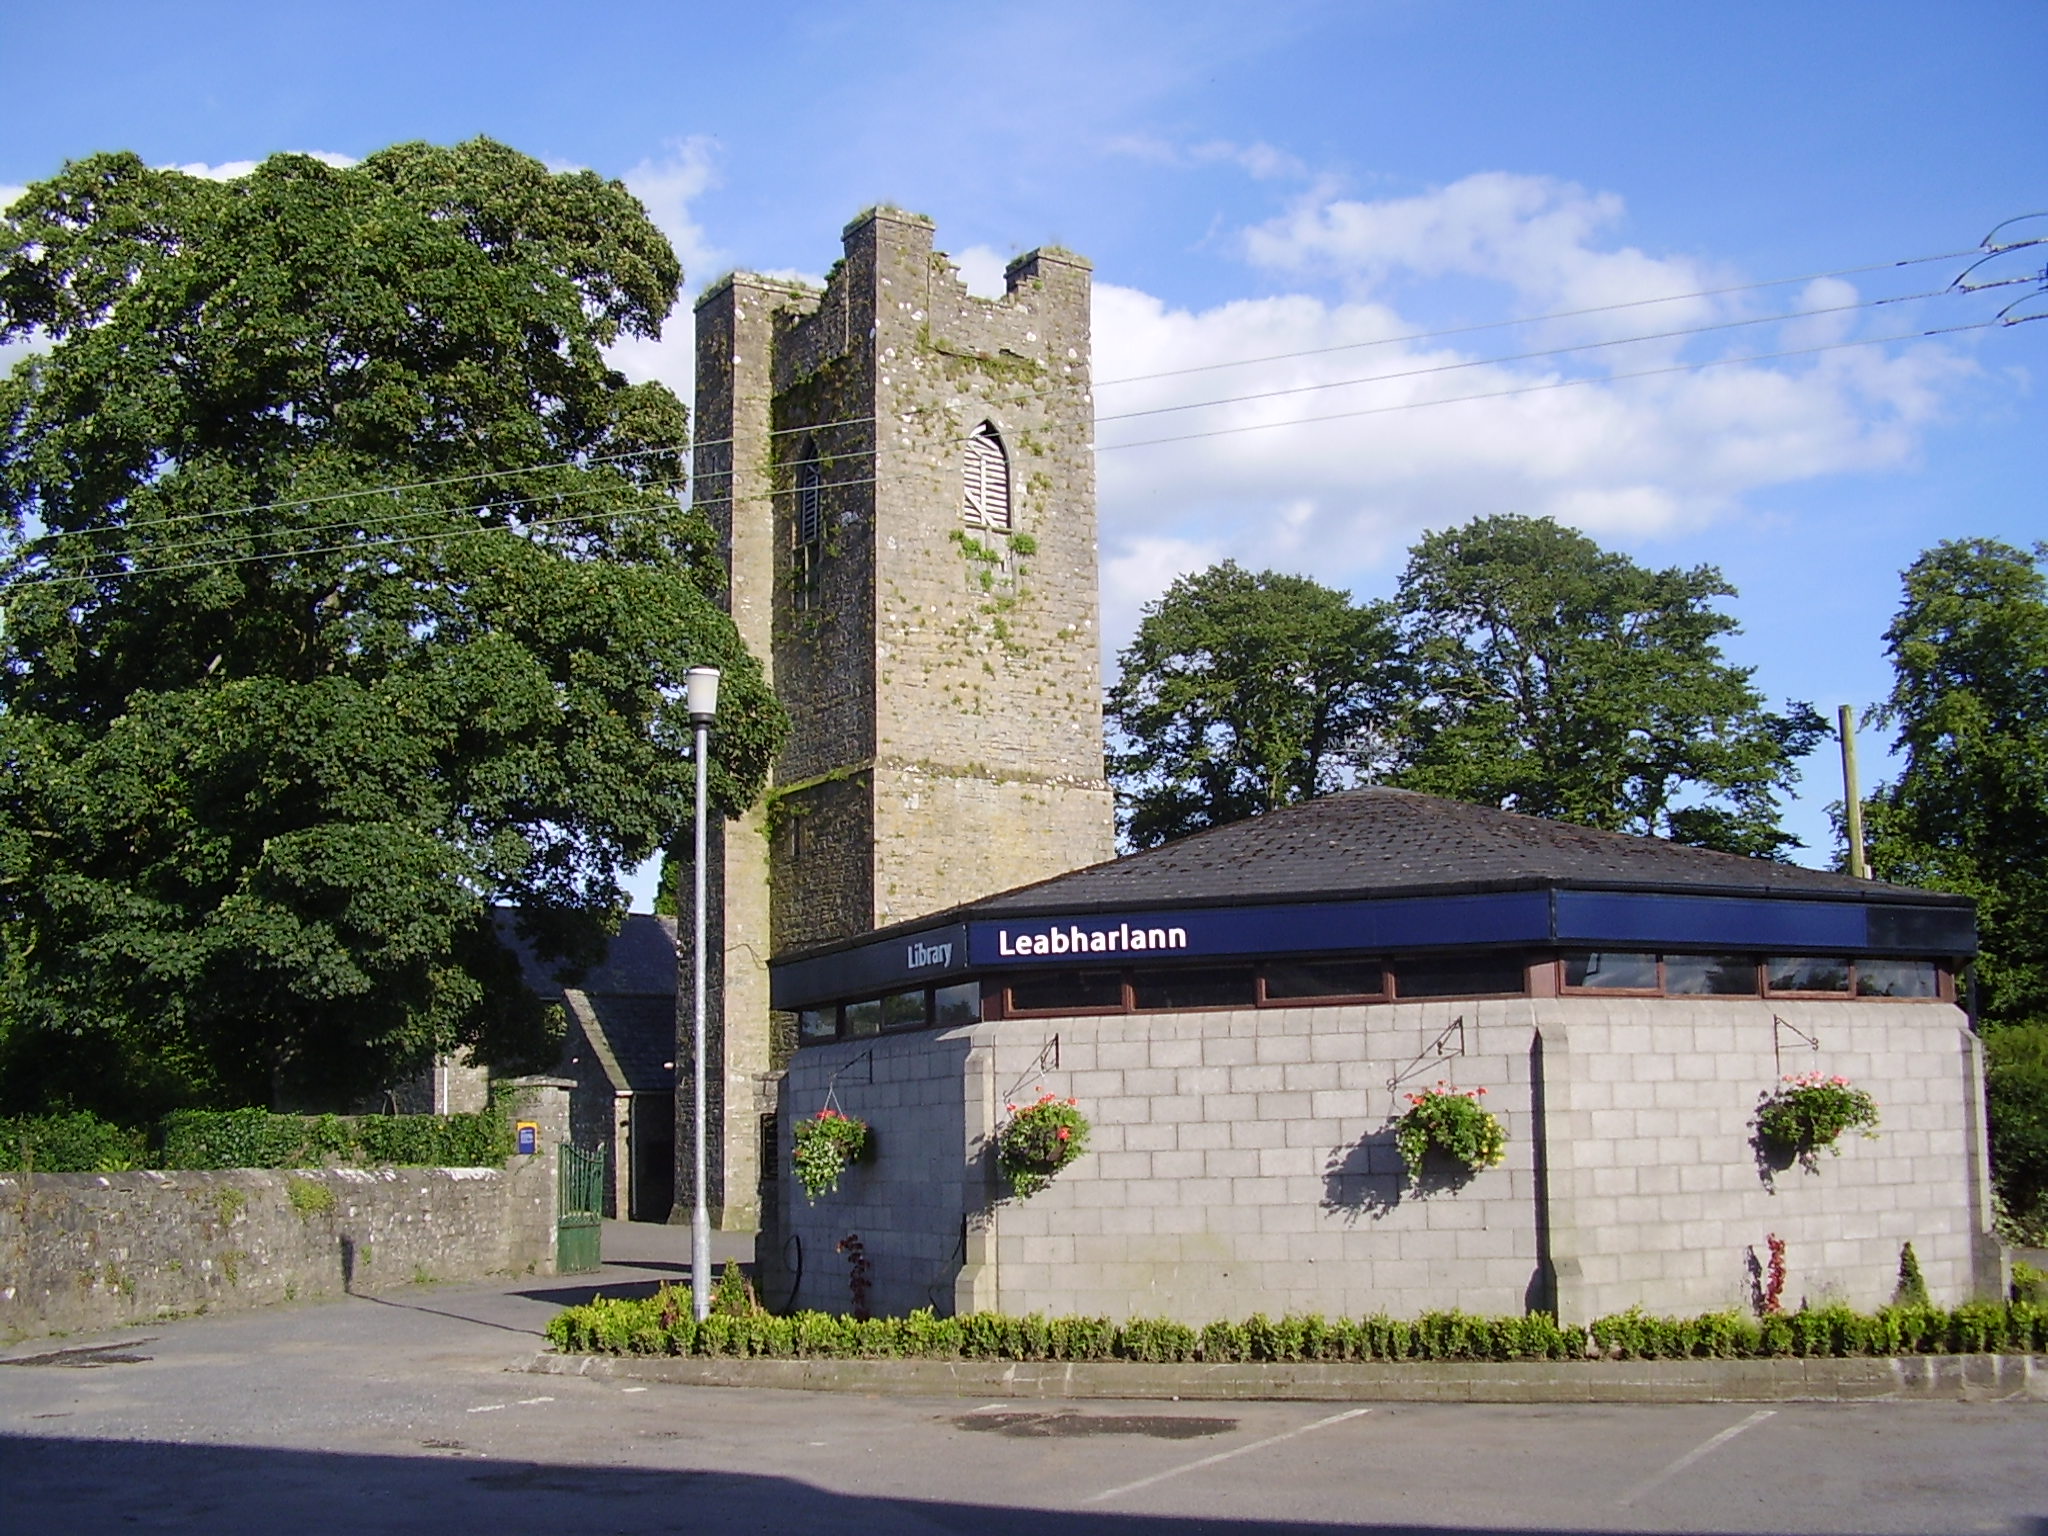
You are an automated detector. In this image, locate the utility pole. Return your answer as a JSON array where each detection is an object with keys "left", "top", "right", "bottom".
[{"left": 1838, "top": 704, "right": 1868, "bottom": 879}]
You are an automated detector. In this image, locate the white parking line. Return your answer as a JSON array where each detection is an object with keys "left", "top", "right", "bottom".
[
  {"left": 1082, "top": 1408, "right": 1371, "bottom": 1505},
  {"left": 1618, "top": 1409, "right": 1776, "bottom": 1507}
]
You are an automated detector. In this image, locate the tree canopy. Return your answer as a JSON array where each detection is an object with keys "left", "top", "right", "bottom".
[
  {"left": 1866, "top": 537, "right": 2048, "bottom": 1029},
  {"left": 1106, "top": 562, "right": 1402, "bottom": 849},
  {"left": 1106, "top": 517, "right": 1826, "bottom": 858},
  {"left": 1394, "top": 515, "right": 1826, "bottom": 857},
  {"left": 0, "top": 141, "right": 785, "bottom": 1116}
]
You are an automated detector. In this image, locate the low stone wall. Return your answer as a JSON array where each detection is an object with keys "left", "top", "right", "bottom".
[{"left": 0, "top": 1078, "right": 570, "bottom": 1339}]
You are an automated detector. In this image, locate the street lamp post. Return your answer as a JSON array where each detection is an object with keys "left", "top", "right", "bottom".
[{"left": 684, "top": 665, "right": 720, "bottom": 1322}]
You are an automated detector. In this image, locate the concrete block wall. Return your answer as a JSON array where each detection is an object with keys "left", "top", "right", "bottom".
[
  {"left": 1546, "top": 999, "right": 1999, "bottom": 1319},
  {"left": 765, "top": 998, "right": 1996, "bottom": 1324},
  {"left": 776, "top": 1030, "right": 986, "bottom": 1318},
  {"left": 980, "top": 1001, "right": 1542, "bottom": 1323}
]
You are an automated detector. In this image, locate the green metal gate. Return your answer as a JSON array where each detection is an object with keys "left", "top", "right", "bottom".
[{"left": 557, "top": 1143, "right": 605, "bottom": 1274}]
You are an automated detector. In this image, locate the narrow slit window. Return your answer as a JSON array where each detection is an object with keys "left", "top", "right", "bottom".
[
  {"left": 795, "top": 440, "right": 824, "bottom": 548},
  {"left": 962, "top": 421, "right": 1011, "bottom": 532}
]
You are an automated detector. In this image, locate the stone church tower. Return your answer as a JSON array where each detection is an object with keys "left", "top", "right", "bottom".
[{"left": 680, "top": 208, "right": 1113, "bottom": 1228}]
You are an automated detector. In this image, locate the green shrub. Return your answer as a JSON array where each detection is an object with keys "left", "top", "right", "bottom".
[
  {"left": 1117, "top": 1317, "right": 1198, "bottom": 1362},
  {"left": 542, "top": 1297, "right": 2048, "bottom": 1365},
  {"left": 1893, "top": 1242, "right": 1932, "bottom": 1308},
  {"left": 156, "top": 1107, "right": 511, "bottom": 1170},
  {"left": 710, "top": 1260, "right": 760, "bottom": 1317},
  {"left": 1985, "top": 1023, "right": 2048, "bottom": 1241},
  {"left": 1199, "top": 1319, "right": 1248, "bottom": 1362},
  {"left": 901, "top": 1307, "right": 963, "bottom": 1357},
  {"left": 2012, "top": 1260, "right": 2048, "bottom": 1305},
  {"left": 0, "top": 1111, "right": 148, "bottom": 1172}
]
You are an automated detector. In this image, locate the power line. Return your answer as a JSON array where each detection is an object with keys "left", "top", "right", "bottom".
[
  {"left": 1092, "top": 245, "right": 1985, "bottom": 387},
  {"left": 31, "top": 410, "right": 880, "bottom": 539},
  {"left": 28, "top": 469, "right": 706, "bottom": 571},
  {"left": 16, "top": 313, "right": 2020, "bottom": 593},
  {"left": 1093, "top": 282, "right": 1973, "bottom": 426},
  {"left": 8, "top": 256, "right": 2040, "bottom": 592},
  {"left": 10, "top": 241, "right": 2005, "bottom": 538},
  {"left": 1095, "top": 317, "right": 2013, "bottom": 453},
  {"left": 22, "top": 481, "right": 690, "bottom": 586},
  {"left": 27, "top": 275, "right": 2000, "bottom": 566},
  {"left": 14, "top": 239, "right": 2029, "bottom": 552}
]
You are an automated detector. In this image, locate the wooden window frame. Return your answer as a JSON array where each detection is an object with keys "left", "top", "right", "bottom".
[
  {"left": 1556, "top": 951, "right": 1663, "bottom": 997},
  {"left": 1256, "top": 957, "right": 1389, "bottom": 1008}
]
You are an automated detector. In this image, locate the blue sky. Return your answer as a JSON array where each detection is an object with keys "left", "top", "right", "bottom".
[{"left": 4, "top": 1, "right": 2043, "bottom": 897}]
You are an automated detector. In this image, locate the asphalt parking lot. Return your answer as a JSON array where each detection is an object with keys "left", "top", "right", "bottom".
[{"left": 3, "top": 1223, "right": 2043, "bottom": 1536}]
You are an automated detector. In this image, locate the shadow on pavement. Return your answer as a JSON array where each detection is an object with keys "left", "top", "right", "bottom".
[{"left": 6, "top": 1434, "right": 2043, "bottom": 1536}]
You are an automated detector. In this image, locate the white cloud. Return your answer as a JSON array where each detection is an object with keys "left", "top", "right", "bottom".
[
  {"left": 623, "top": 136, "right": 724, "bottom": 283},
  {"left": 1105, "top": 134, "right": 1308, "bottom": 182},
  {"left": 163, "top": 152, "right": 356, "bottom": 180},
  {"left": 1088, "top": 175, "right": 1982, "bottom": 662},
  {"left": 951, "top": 245, "right": 1010, "bottom": 299},
  {"left": 606, "top": 138, "right": 731, "bottom": 417}
]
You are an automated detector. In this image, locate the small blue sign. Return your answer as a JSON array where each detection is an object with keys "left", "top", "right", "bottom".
[{"left": 516, "top": 1121, "right": 538, "bottom": 1157}]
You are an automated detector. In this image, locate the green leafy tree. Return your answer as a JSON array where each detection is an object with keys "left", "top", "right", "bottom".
[
  {"left": 0, "top": 142, "right": 785, "bottom": 1116},
  {"left": 1106, "top": 561, "right": 1402, "bottom": 848},
  {"left": 1866, "top": 538, "right": 2048, "bottom": 1028},
  {"left": 1862, "top": 538, "right": 2048, "bottom": 1235},
  {"left": 1394, "top": 515, "right": 1826, "bottom": 856}
]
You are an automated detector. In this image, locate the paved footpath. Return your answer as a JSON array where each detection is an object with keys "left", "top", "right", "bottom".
[{"left": 2, "top": 1224, "right": 2043, "bottom": 1536}]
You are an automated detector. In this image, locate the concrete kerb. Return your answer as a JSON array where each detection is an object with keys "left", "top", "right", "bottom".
[{"left": 525, "top": 1350, "right": 2048, "bottom": 1404}]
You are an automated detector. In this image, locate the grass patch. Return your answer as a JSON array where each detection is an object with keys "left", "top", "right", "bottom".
[{"left": 285, "top": 1177, "right": 336, "bottom": 1218}]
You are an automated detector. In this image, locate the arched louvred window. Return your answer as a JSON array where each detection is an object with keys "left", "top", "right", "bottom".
[
  {"left": 961, "top": 421, "right": 1011, "bottom": 533},
  {"left": 794, "top": 438, "right": 824, "bottom": 548}
]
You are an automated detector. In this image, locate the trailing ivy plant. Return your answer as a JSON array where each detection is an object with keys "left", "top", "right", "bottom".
[
  {"left": 1394, "top": 1083, "right": 1507, "bottom": 1184},
  {"left": 1755, "top": 1072, "right": 1880, "bottom": 1169},
  {"left": 996, "top": 1092, "right": 1090, "bottom": 1199},
  {"left": 792, "top": 1107, "right": 870, "bottom": 1203}
]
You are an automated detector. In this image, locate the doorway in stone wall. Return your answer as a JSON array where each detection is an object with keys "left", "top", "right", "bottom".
[{"left": 629, "top": 1091, "right": 675, "bottom": 1222}]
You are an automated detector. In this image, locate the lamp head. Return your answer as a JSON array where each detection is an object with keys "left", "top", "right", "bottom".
[{"left": 684, "top": 666, "right": 721, "bottom": 725}]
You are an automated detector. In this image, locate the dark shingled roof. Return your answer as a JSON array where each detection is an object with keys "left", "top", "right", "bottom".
[
  {"left": 573, "top": 995, "right": 676, "bottom": 1094},
  {"left": 490, "top": 911, "right": 677, "bottom": 1094},
  {"left": 949, "top": 787, "right": 1957, "bottom": 922},
  {"left": 491, "top": 911, "right": 677, "bottom": 996}
]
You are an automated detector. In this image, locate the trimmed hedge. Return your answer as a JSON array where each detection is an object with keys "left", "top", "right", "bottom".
[
  {"left": 0, "top": 1112, "right": 149, "bottom": 1173},
  {"left": 159, "top": 1108, "right": 511, "bottom": 1170},
  {"left": 0, "top": 1106, "right": 512, "bottom": 1173},
  {"left": 545, "top": 1292, "right": 2048, "bottom": 1363}
]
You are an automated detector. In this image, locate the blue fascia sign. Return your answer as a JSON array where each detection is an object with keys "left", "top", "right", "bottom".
[
  {"left": 768, "top": 887, "right": 1973, "bottom": 1011},
  {"left": 967, "top": 890, "right": 1550, "bottom": 968}
]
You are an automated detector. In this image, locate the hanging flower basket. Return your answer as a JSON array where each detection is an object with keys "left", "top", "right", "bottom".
[
  {"left": 996, "top": 1092, "right": 1090, "bottom": 1199},
  {"left": 1394, "top": 1083, "right": 1506, "bottom": 1184},
  {"left": 792, "top": 1107, "right": 870, "bottom": 1203},
  {"left": 1755, "top": 1072, "right": 1879, "bottom": 1169}
]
